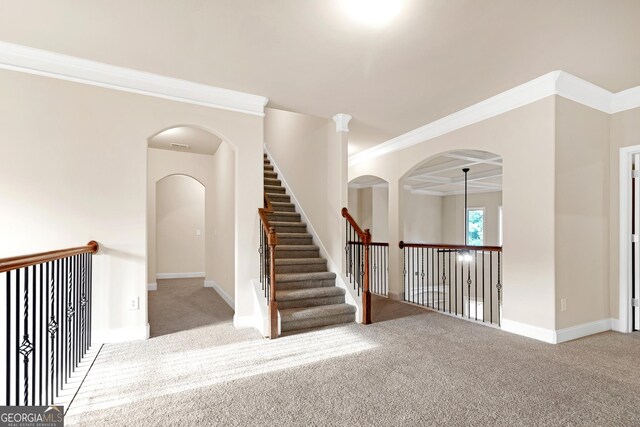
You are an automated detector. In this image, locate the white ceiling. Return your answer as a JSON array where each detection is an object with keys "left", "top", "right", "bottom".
[
  {"left": 1, "top": 1, "right": 638, "bottom": 154},
  {"left": 148, "top": 126, "right": 222, "bottom": 156},
  {"left": 350, "top": 150, "right": 503, "bottom": 196}
]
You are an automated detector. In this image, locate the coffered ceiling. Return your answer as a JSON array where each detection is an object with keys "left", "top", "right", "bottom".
[
  {"left": 1, "top": 1, "right": 638, "bottom": 154},
  {"left": 350, "top": 150, "right": 502, "bottom": 196}
]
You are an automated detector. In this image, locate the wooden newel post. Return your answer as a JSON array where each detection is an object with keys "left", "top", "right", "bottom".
[
  {"left": 362, "top": 229, "right": 372, "bottom": 325},
  {"left": 268, "top": 227, "right": 278, "bottom": 339}
]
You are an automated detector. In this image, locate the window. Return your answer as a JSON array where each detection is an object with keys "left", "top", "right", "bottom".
[{"left": 467, "top": 208, "right": 484, "bottom": 246}]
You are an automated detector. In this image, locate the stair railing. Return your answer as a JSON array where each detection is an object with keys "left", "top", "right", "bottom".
[
  {"left": 341, "top": 207, "right": 371, "bottom": 324},
  {"left": 0, "top": 241, "right": 99, "bottom": 407},
  {"left": 399, "top": 242, "right": 503, "bottom": 326},
  {"left": 258, "top": 193, "right": 278, "bottom": 339}
]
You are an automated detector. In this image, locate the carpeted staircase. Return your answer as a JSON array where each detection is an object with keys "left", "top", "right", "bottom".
[{"left": 264, "top": 153, "right": 356, "bottom": 333}]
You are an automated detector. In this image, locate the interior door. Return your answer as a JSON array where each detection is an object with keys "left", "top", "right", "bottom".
[{"left": 634, "top": 154, "right": 640, "bottom": 331}]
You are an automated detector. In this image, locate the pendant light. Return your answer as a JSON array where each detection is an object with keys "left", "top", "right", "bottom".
[{"left": 458, "top": 168, "right": 473, "bottom": 262}]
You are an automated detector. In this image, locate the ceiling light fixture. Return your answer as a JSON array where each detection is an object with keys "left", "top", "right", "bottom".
[
  {"left": 170, "top": 143, "right": 190, "bottom": 149},
  {"left": 342, "top": 0, "right": 403, "bottom": 28}
]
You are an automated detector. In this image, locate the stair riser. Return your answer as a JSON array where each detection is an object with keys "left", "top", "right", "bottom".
[
  {"left": 265, "top": 186, "right": 285, "bottom": 194},
  {"left": 266, "top": 193, "right": 290, "bottom": 202},
  {"left": 278, "top": 296, "right": 345, "bottom": 309},
  {"left": 275, "top": 249, "right": 320, "bottom": 259},
  {"left": 276, "top": 279, "right": 336, "bottom": 290},
  {"left": 264, "top": 171, "right": 278, "bottom": 179},
  {"left": 272, "top": 224, "right": 307, "bottom": 233},
  {"left": 276, "top": 263, "right": 326, "bottom": 274},
  {"left": 277, "top": 236, "right": 313, "bottom": 245},
  {"left": 264, "top": 165, "right": 274, "bottom": 171},
  {"left": 264, "top": 178, "right": 282, "bottom": 187},
  {"left": 281, "top": 313, "right": 355, "bottom": 332},
  {"left": 267, "top": 214, "right": 301, "bottom": 222},
  {"left": 272, "top": 204, "right": 296, "bottom": 213}
]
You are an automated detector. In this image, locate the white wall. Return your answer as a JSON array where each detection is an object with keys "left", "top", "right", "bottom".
[
  {"left": 403, "top": 191, "right": 443, "bottom": 243},
  {"left": 156, "top": 175, "right": 205, "bottom": 275},
  {"left": 347, "top": 186, "right": 389, "bottom": 242},
  {"left": 0, "top": 69, "right": 262, "bottom": 342}
]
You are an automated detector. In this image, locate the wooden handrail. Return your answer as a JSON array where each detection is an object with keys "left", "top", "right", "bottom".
[
  {"left": 0, "top": 241, "right": 99, "bottom": 274},
  {"left": 341, "top": 207, "right": 368, "bottom": 242},
  {"left": 399, "top": 241, "right": 502, "bottom": 252},
  {"left": 348, "top": 241, "right": 389, "bottom": 247}
]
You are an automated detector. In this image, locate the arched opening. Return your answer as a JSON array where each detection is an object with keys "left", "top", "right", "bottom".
[
  {"left": 146, "top": 125, "right": 236, "bottom": 337},
  {"left": 399, "top": 149, "right": 503, "bottom": 326},
  {"left": 348, "top": 175, "right": 390, "bottom": 296},
  {"left": 401, "top": 149, "right": 502, "bottom": 246}
]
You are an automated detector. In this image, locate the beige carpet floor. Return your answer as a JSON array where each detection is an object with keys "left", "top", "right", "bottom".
[{"left": 66, "top": 281, "right": 640, "bottom": 426}]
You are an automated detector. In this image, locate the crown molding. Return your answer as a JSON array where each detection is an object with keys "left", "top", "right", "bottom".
[
  {"left": 350, "top": 70, "right": 640, "bottom": 166},
  {"left": 0, "top": 41, "right": 269, "bottom": 116}
]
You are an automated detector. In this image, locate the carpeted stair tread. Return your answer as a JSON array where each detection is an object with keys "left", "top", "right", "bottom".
[
  {"left": 275, "top": 245, "right": 319, "bottom": 251},
  {"left": 275, "top": 257, "right": 326, "bottom": 266},
  {"left": 276, "top": 271, "right": 336, "bottom": 282},
  {"left": 275, "top": 245, "right": 320, "bottom": 259},
  {"left": 265, "top": 193, "right": 290, "bottom": 202},
  {"left": 264, "top": 178, "right": 282, "bottom": 186},
  {"left": 264, "top": 171, "right": 278, "bottom": 179},
  {"left": 280, "top": 303, "right": 356, "bottom": 322},
  {"left": 264, "top": 185, "right": 285, "bottom": 194},
  {"left": 271, "top": 201, "right": 296, "bottom": 212},
  {"left": 267, "top": 212, "right": 302, "bottom": 223},
  {"left": 277, "top": 287, "right": 345, "bottom": 301}
]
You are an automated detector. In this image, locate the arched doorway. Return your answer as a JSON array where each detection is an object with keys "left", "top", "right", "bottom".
[{"left": 146, "top": 125, "right": 237, "bottom": 336}]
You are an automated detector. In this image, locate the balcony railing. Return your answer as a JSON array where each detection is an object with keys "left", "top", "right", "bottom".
[
  {"left": 399, "top": 242, "right": 502, "bottom": 326},
  {"left": 0, "top": 241, "right": 99, "bottom": 407}
]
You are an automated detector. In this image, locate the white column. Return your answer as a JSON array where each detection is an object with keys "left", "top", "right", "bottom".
[{"left": 332, "top": 113, "right": 352, "bottom": 272}]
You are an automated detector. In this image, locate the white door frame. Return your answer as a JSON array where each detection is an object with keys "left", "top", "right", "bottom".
[{"left": 618, "top": 145, "right": 640, "bottom": 333}]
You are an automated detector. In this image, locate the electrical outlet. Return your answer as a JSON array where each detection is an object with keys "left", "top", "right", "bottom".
[
  {"left": 128, "top": 297, "right": 139, "bottom": 310},
  {"left": 560, "top": 298, "right": 567, "bottom": 312}
]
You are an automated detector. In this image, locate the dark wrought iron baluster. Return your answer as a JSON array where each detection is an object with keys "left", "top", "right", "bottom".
[
  {"left": 490, "top": 251, "right": 493, "bottom": 325},
  {"left": 15, "top": 269, "right": 20, "bottom": 405},
  {"left": 497, "top": 252, "right": 502, "bottom": 326},
  {"left": 402, "top": 247, "right": 406, "bottom": 301},
  {"left": 6, "top": 270, "right": 11, "bottom": 405},
  {"left": 474, "top": 251, "right": 478, "bottom": 321},
  {"left": 21, "top": 267, "right": 33, "bottom": 405},
  {"left": 467, "top": 258, "right": 471, "bottom": 319}
]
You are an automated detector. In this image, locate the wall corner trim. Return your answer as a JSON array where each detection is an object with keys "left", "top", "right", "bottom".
[
  {"left": 0, "top": 41, "right": 269, "bottom": 116},
  {"left": 349, "top": 70, "right": 640, "bottom": 166},
  {"left": 204, "top": 279, "right": 234, "bottom": 309}
]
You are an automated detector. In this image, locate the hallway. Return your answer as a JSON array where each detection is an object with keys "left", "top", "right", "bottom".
[{"left": 66, "top": 290, "right": 640, "bottom": 426}]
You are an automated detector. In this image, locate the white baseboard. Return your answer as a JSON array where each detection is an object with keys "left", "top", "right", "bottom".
[
  {"left": 555, "top": 318, "right": 612, "bottom": 343},
  {"left": 147, "top": 282, "right": 157, "bottom": 291},
  {"left": 204, "top": 279, "right": 234, "bottom": 309},
  {"left": 156, "top": 272, "right": 205, "bottom": 279},
  {"left": 501, "top": 318, "right": 556, "bottom": 344},
  {"left": 92, "top": 323, "right": 149, "bottom": 344},
  {"left": 502, "top": 317, "right": 615, "bottom": 344}
]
